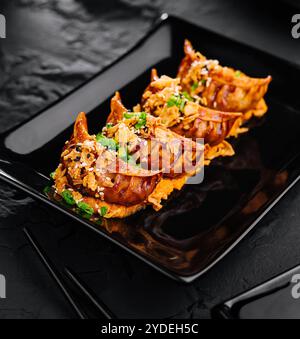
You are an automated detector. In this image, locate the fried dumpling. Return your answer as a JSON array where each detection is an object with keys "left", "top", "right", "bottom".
[
  {"left": 178, "top": 40, "right": 272, "bottom": 121},
  {"left": 52, "top": 94, "right": 204, "bottom": 218},
  {"left": 139, "top": 70, "right": 242, "bottom": 163}
]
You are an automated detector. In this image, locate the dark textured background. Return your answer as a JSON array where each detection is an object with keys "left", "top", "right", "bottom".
[{"left": 0, "top": 0, "right": 300, "bottom": 319}]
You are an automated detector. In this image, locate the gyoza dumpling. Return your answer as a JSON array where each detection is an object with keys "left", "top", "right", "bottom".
[{"left": 178, "top": 40, "right": 272, "bottom": 121}]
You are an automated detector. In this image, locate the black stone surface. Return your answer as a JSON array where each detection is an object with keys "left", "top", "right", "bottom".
[{"left": 0, "top": 0, "right": 300, "bottom": 319}]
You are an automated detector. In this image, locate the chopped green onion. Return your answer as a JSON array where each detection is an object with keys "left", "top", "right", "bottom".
[
  {"left": 180, "top": 99, "right": 186, "bottom": 112},
  {"left": 50, "top": 171, "right": 56, "bottom": 179},
  {"left": 182, "top": 91, "right": 193, "bottom": 101},
  {"left": 235, "top": 71, "right": 241, "bottom": 77},
  {"left": 118, "top": 146, "right": 129, "bottom": 161},
  {"left": 167, "top": 94, "right": 180, "bottom": 107},
  {"left": 43, "top": 185, "right": 52, "bottom": 195},
  {"left": 135, "top": 122, "right": 145, "bottom": 129},
  {"left": 135, "top": 113, "right": 147, "bottom": 129},
  {"left": 77, "top": 202, "right": 94, "bottom": 219},
  {"left": 61, "top": 190, "right": 76, "bottom": 206},
  {"left": 167, "top": 94, "right": 186, "bottom": 112},
  {"left": 106, "top": 123, "right": 113, "bottom": 129},
  {"left": 95, "top": 219, "right": 103, "bottom": 226},
  {"left": 191, "top": 82, "right": 199, "bottom": 91},
  {"left": 117, "top": 147, "right": 139, "bottom": 166},
  {"left": 124, "top": 112, "right": 147, "bottom": 129},
  {"left": 100, "top": 206, "right": 108, "bottom": 217},
  {"left": 124, "top": 112, "right": 134, "bottom": 119},
  {"left": 96, "top": 134, "right": 118, "bottom": 150}
]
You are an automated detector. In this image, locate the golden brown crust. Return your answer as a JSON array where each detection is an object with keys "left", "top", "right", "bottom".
[
  {"left": 147, "top": 175, "right": 188, "bottom": 211},
  {"left": 53, "top": 94, "right": 204, "bottom": 219},
  {"left": 178, "top": 40, "right": 272, "bottom": 120},
  {"left": 170, "top": 102, "right": 242, "bottom": 146},
  {"left": 61, "top": 112, "right": 161, "bottom": 207},
  {"left": 140, "top": 70, "right": 241, "bottom": 152},
  {"left": 204, "top": 140, "right": 235, "bottom": 165},
  {"left": 106, "top": 91, "right": 127, "bottom": 125},
  {"left": 78, "top": 196, "right": 146, "bottom": 219}
]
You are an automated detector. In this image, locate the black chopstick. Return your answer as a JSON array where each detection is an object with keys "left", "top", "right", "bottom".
[
  {"left": 64, "top": 267, "right": 115, "bottom": 319},
  {"left": 24, "top": 227, "right": 115, "bottom": 319},
  {"left": 23, "top": 227, "right": 87, "bottom": 319}
]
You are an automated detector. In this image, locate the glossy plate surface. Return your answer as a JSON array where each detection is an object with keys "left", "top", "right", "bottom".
[{"left": 1, "top": 15, "right": 300, "bottom": 282}]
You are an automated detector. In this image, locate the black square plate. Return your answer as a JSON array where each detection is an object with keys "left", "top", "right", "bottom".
[{"left": 0, "top": 15, "right": 300, "bottom": 283}]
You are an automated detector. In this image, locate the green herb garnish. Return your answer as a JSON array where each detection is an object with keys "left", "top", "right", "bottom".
[
  {"left": 134, "top": 112, "right": 147, "bottom": 130},
  {"left": 182, "top": 91, "right": 193, "bottom": 101},
  {"left": 77, "top": 202, "right": 94, "bottom": 219},
  {"left": 100, "top": 206, "right": 108, "bottom": 217},
  {"left": 106, "top": 123, "right": 113, "bottom": 129},
  {"left": 50, "top": 171, "right": 56, "bottom": 180},
  {"left": 191, "top": 82, "right": 199, "bottom": 91},
  {"left": 43, "top": 185, "right": 52, "bottom": 195},
  {"left": 117, "top": 146, "right": 139, "bottom": 166},
  {"left": 235, "top": 71, "right": 241, "bottom": 77},
  {"left": 179, "top": 99, "right": 185, "bottom": 112},
  {"left": 118, "top": 146, "right": 130, "bottom": 161},
  {"left": 167, "top": 94, "right": 186, "bottom": 112},
  {"left": 167, "top": 94, "right": 180, "bottom": 108},
  {"left": 124, "top": 112, "right": 147, "bottom": 129},
  {"left": 124, "top": 112, "right": 134, "bottom": 119},
  {"left": 96, "top": 134, "right": 118, "bottom": 150},
  {"left": 61, "top": 190, "right": 76, "bottom": 206}
]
